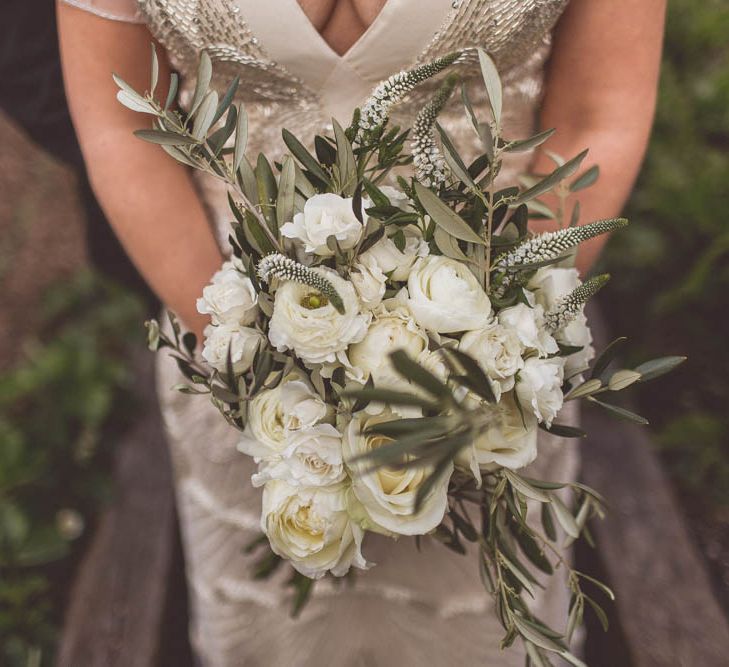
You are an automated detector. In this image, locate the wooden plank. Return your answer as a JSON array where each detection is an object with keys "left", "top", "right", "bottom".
[
  {"left": 56, "top": 352, "right": 176, "bottom": 667},
  {"left": 581, "top": 307, "right": 729, "bottom": 666}
]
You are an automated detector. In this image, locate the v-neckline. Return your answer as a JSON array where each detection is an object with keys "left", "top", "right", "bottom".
[{"left": 290, "top": 0, "right": 393, "bottom": 61}]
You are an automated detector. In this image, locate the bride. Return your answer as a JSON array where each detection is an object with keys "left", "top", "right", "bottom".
[{"left": 57, "top": 1, "right": 665, "bottom": 664}]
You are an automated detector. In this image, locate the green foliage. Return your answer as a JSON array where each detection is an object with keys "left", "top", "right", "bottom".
[
  {"left": 0, "top": 271, "right": 143, "bottom": 666},
  {"left": 601, "top": 0, "right": 729, "bottom": 504}
]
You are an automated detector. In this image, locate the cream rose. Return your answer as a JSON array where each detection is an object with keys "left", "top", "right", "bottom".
[
  {"left": 559, "top": 312, "right": 595, "bottom": 379},
  {"left": 528, "top": 266, "right": 580, "bottom": 311},
  {"left": 253, "top": 424, "right": 346, "bottom": 488},
  {"left": 359, "top": 228, "right": 429, "bottom": 282},
  {"left": 457, "top": 394, "right": 538, "bottom": 473},
  {"left": 261, "top": 480, "right": 368, "bottom": 579},
  {"left": 459, "top": 322, "right": 524, "bottom": 399},
  {"left": 515, "top": 357, "right": 566, "bottom": 427},
  {"left": 344, "top": 412, "right": 452, "bottom": 535},
  {"left": 405, "top": 256, "right": 492, "bottom": 333},
  {"left": 268, "top": 269, "right": 371, "bottom": 365},
  {"left": 201, "top": 323, "right": 264, "bottom": 374},
  {"left": 238, "top": 385, "right": 286, "bottom": 459},
  {"left": 280, "top": 193, "right": 363, "bottom": 256},
  {"left": 351, "top": 254, "right": 387, "bottom": 310},
  {"left": 196, "top": 261, "right": 258, "bottom": 325},
  {"left": 280, "top": 378, "right": 329, "bottom": 431},
  {"left": 498, "top": 303, "right": 558, "bottom": 357}
]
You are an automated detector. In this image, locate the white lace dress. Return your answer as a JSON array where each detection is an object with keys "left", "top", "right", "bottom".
[{"left": 64, "top": 1, "right": 581, "bottom": 664}]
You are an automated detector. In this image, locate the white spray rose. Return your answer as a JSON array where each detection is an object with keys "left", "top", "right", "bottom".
[
  {"left": 268, "top": 268, "right": 371, "bottom": 365},
  {"left": 252, "top": 424, "right": 346, "bottom": 488},
  {"left": 344, "top": 412, "right": 452, "bottom": 536},
  {"left": 456, "top": 394, "right": 538, "bottom": 473},
  {"left": 348, "top": 308, "right": 429, "bottom": 388},
  {"left": 280, "top": 379, "right": 329, "bottom": 431},
  {"left": 196, "top": 261, "right": 258, "bottom": 325},
  {"left": 516, "top": 357, "right": 566, "bottom": 427},
  {"left": 559, "top": 312, "right": 595, "bottom": 379},
  {"left": 528, "top": 266, "right": 580, "bottom": 310},
  {"left": 459, "top": 322, "right": 524, "bottom": 399},
  {"left": 351, "top": 254, "right": 387, "bottom": 310},
  {"left": 405, "top": 256, "right": 492, "bottom": 333},
  {"left": 201, "top": 323, "right": 264, "bottom": 374},
  {"left": 359, "top": 228, "right": 429, "bottom": 282},
  {"left": 376, "top": 185, "right": 411, "bottom": 210},
  {"left": 261, "top": 480, "right": 368, "bottom": 579},
  {"left": 280, "top": 193, "right": 362, "bottom": 256},
  {"left": 498, "top": 303, "right": 558, "bottom": 357}
]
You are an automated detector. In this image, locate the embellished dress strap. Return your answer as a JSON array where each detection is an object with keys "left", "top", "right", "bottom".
[{"left": 60, "top": 0, "right": 145, "bottom": 23}]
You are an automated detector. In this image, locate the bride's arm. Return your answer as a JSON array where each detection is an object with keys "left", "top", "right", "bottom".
[
  {"left": 57, "top": 3, "right": 224, "bottom": 338},
  {"left": 531, "top": 0, "right": 667, "bottom": 274}
]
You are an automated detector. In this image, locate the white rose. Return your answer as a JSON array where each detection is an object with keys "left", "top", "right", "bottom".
[
  {"left": 253, "top": 424, "right": 346, "bottom": 487},
  {"left": 344, "top": 412, "right": 452, "bottom": 535},
  {"left": 376, "top": 185, "right": 411, "bottom": 210},
  {"left": 201, "top": 323, "right": 264, "bottom": 374},
  {"left": 280, "top": 193, "right": 363, "bottom": 256},
  {"left": 261, "top": 480, "right": 368, "bottom": 579},
  {"left": 348, "top": 308, "right": 428, "bottom": 388},
  {"left": 196, "top": 261, "right": 258, "bottom": 325},
  {"left": 457, "top": 394, "right": 538, "bottom": 473},
  {"left": 238, "top": 385, "right": 286, "bottom": 459},
  {"left": 268, "top": 268, "right": 371, "bottom": 365},
  {"left": 351, "top": 254, "right": 387, "bottom": 310},
  {"left": 360, "top": 228, "right": 429, "bottom": 282},
  {"left": 558, "top": 312, "right": 595, "bottom": 379},
  {"left": 516, "top": 357, "right": 565, "bottom": 427},
  {"left": 528, "top": 266, "right": 580, "bottom": 311},
  {"left": 405, "top": 256, "right": 492, "bottom": 333},
  {"left": 459, "top": 322, "right": 524, "bottom": 400},
  {"left": 498, "top": 303, "right": 558, "bottom": 357},
  {"left": 280, "top": 378, "right": 329, "bottom": 431}
]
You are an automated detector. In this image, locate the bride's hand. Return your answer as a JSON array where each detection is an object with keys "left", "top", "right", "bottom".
[
  {"left": 58, "top": 3, "right": 224, "bottom": 339},
  {"left": 528, "top": 0, "right": 666, "bottom": 276}
]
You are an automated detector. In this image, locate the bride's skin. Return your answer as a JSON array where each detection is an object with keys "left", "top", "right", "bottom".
[{"left": 57, "top": 0, "right": 666, "bottom": 338}]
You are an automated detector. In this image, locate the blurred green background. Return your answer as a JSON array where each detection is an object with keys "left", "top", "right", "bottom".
[{"left": 0, "top": 0, "right": 727, "bottom": 663}]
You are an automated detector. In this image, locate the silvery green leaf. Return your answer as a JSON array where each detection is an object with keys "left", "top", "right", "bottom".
[
  {"left": 607, "top": 369, "right": 642, "bottom": 391},
  {"left": 238, "top": 156, "right": 259, "bottom": 205},
  {"left": 591, "top": 337, "right": 628, "bottom": 379},
  {"left": 511, "top": 616, "right": 564, "bottom": 653},
  {"left": 282, "top": 129, "right": 331, "bottom": 186},
  {"left": 256, "top": 153, "right": 279, "bottom": 232},
  {"left": 333, "top": 118, "right": 357, "bottom": 195},
  {"left": 634, "top": 355, "right": 687, "bottom": 382},
  {"left": 539, "top": 423, "right": 586, "bottom": 438},
  {"left": 525, "top": 642, "right": 551, "bottom": 667},
  {"left": 293, "top": 162, "right": 316, "bottom": 199},
  {"left": 513, "top": 149, "right": 589, "bottom": 205},
  {"left": 116, "top": 90, "right": 156, "bottom": 114},
  {"left": 505, "top": 128, "right": 555, "bottom": 153},
  {"left": 548, "top": 493, "right": 579, "bottom": 538},
  {"left": 477, "top": 48, "right": 502, "bottom": 127},
  {"left": 161, "top": 143, "right": 198, "bottom": 167},
  {"left": 414, "top": 182, "right": 486, "bottom": 245},
  {"left": 503, "top": 470, "right": 550, "bottom": 502},
  {"left": 134, "top": 129, "right": 199, "bottom": 145},
  {"left": 192, "top": 90, "right": 218, "bottom": 139},
  {"left": 212, "top": 76, "right": 240, "bottom": 126},
  {"left": 578, "top": 572, "right": 615, "bottom": 601},
  {"left": 164, "top": 72, "right": 179, "bottom": 111},
  {"left": 434, "top": 226, "right": 470, "bottom": 262},
  {"left": 150, "top": 43, "right": 159, "bottom": 95},
  {"left": 435, "top": 122, "right": 481, "bottom": 193},
  {"left": 570, "top": 165, "right": 599, "bottom": 192},
  {"left": 190, "top": 51, "right": 212, "bottom": 116},
  {"left": 112, "top": 73, "right": 141, "bottom": 97},
  {"left": 233, "top": 105, "right": 248, "bottom": 172},
  {"left": 559, "top": 651, "right": 588, "bottom": 667},
  {"left": 276, "top": 156, "right": 296, "bottom": 228},
  {"left": 390, "top": 349, "right": 451, "bottom": 399},
  {"left": 501, "top": 555, "right": 537, "bottom": 598},
  {"left": 564, "top": 377, "right": 602, "bottom": 400},
  {"left": 585, "top": 596, "right": 609, "bottom": 632},
  {"left": 588, "top": 397, "right": 649, "bottom": 425}
]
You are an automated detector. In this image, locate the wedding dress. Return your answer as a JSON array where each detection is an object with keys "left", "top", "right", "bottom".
[{"left": 64, "top": 1, "right": 581, "bottom": 664}]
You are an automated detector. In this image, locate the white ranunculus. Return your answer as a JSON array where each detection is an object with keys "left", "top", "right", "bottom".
[
  {"left": 359, "top": 228, "right": 429, "bottom": 282},
  {"left": 498, "top": 303, "right": 558, "bottom": 357},
  {"left": 405, "top": 256, "right": 491, "bottom": 334},
  {"left": 268, "top": 268, "right": 371, "bottom": 365},
  {"left": 253, "top": 424, "right": 346, "bottom": 488},
  {"left": 348, "top": 308, "right": 429, "bottom": 389},
  {"left": 344, "top": 412, "right": 452, "bottom": 535},
  {"left": 201, "top": 323, "right": 264, "bottom": 374},
  {"left": 528, "top": 266, "right": 580, "bottom": 311},
  {"left": 516, "top": 357, "right": 566, "bottom": 427},
  {"left": 238, "top": 384, "right": 286, "bottom": 459},
  {"left": 280, "top": 193, "right": 363, "bottom": 256},
  {"left": 261, "top": 480, "right": 369, "bottom": 579},
  {"left": 351, "top": 254, "right": 387, "bottom": 310},
  {"left": 459, "top": 322, "right": 524, "bottom": 399},
  {"left": 456, "top": 394, "right": 538, "bottom": 473},
  {"left": 196, "top": 261, "right": 258, "bottom": 325}
]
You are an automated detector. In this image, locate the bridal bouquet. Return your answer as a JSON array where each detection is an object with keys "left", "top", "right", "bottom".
[{"left": 117, "top": 47, "right": 684, "bottom": 665}]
